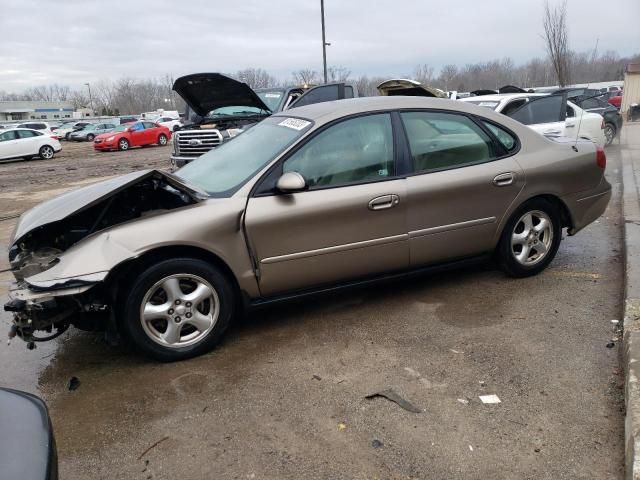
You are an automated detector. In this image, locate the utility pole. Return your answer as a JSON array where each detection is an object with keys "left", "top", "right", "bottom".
[
  {"left": 84, "top": 82, "right": 93, "bottom": 115},
  {"left": 321, "top": 0, "right": 328, "bottom": 84}
]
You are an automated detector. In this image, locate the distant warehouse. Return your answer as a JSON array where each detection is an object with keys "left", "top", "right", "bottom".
[{"left": 0, "top": 101, "right": 92, "bottom": 121}]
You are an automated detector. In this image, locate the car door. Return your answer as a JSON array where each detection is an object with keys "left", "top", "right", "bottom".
[
  {"left": 129, "top": 122, "right": 146, "bottom": 146},
  {"left": 143, "top": 121, "right": 158, "bottom": 144},
  {"left": 0, "top": 130, "right": 20, "bottom": 159},
  {"left": 244, "top": 113, "right": 409, "bottom": 297},
  {"left": 506, "top": 94, "right": 571, "bottom": 140},
  {"left": 14, "top": 129, "right": 40, "bottom": 156},
  {"left": 399, "top": 111, "right": 525, "bottom": 266}
]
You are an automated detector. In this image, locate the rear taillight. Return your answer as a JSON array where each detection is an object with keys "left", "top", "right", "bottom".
[
  {"left": 50, "top": 135, "right": 58, "bottom": 140},
  {"left": 596, "top": 145, "right": 606, "bottom": 169}
]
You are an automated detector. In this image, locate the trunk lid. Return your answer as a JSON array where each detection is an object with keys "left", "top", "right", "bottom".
[{"left": 376, "top": 79, "right": 447, "bottom": 98}]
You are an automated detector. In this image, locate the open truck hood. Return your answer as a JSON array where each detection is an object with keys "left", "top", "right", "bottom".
[
  {"left": 173, "top": 73, "right": 272, "bottom": 117},
  {"left": 11, "top": 170, "right": 205, "bottom": 246},
  {"left": 377, "top": 79, "right": 447, "bottom": 98}
]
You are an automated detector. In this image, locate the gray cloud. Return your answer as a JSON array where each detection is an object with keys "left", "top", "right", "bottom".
[{"left": 0, "top": 0, "right": 638, "bottom": 91}]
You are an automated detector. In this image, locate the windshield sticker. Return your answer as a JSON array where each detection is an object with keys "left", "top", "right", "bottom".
[
  {"left": 265, "top": 93, "right": 282, "bottom": 98},
  {"left": 278, "top": 118, "right": 311, "bottom": 131}
]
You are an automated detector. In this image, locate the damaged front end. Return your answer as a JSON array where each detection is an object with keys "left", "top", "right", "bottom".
[{"left": 4, "top": 170, "right": 205, "bottom": 348}]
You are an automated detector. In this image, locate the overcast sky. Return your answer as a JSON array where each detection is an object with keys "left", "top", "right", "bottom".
[{"left": 1, "top": 0, "right": 639, "bottom": 92}]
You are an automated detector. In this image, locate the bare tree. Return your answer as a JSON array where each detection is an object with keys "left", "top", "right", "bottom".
[
  {"left": 327, "top": 66, "right": 351, "bottom": 82},
  {"left": 413, "top": 64, "right": 435, "bottom": 85},
  {"left": 292, "top": 69, "right": 319, "bottom": 86},
  {"left": 542, "top": 0, "right": 571, "bottom": 86},
  {"left": 235, "top": 68, "right": 279, "bottom": 89}
]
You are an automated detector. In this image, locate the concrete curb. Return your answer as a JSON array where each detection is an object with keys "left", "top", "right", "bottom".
[{"left": 622, "top": 125, "right": 640, "bottom": 480}]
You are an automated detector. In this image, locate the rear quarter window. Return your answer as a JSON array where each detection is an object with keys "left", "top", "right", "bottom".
[{"left": 482, "top": 121, "right": 517, "bottom": 152}]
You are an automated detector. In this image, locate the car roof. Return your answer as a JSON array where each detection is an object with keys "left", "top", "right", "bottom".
[{"left": 279, "top": 96, "right": 523, "bottom": 125}]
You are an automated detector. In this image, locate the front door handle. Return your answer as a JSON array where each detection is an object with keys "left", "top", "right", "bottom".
[
  {"left": 368, "top": 194, "right": 400, "bottom": 211},
  {"left": 493, "top": 172, "right": 514, "bottom": 187}
]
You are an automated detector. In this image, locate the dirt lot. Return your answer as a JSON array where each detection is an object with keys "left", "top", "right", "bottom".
[
  {"left": 0, "top": 138, "right": 628, "bottom": 479},
  {"left": 0, "top": 140, "right": 172, "bottom": 217}
]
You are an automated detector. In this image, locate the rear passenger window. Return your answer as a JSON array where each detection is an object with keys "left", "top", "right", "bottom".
[
  {"left": 17, "top": 130, "right": 37, "bottom": 138},
  {"left": 401, "top": 111, "right": 495, "bottom": 173},
  {"left": 482, "top": 122, "right": 517, "bottom": 152}
]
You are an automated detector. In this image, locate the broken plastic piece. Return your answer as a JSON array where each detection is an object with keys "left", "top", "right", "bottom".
[
  {"left": 479, "top": 394, "right": 501, "bottom": 404},
  {"left": 365, "top": 389, "right": 422, "bottom": 413}
]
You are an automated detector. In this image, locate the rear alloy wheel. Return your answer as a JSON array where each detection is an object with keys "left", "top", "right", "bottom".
[
  {"left": 497, "top": 198, "right": 561, "bottom": 277},
  {"left": 65, "top": 132, "right": 71, "bottom": 140},
  {"left": 604, "top": 123, "right": 616, "bottom": 146},
  {"left": 118, "top": 138, "right": 129, "bottom": 151},
  {"left": 121, "top": 258, "right": 235, "bottom": 361},
  {"left": 38, "top": 145, "right": 54, "bottom": 160},
  {"left": 86, "top": 134, "right": 95, "bottom": 141},
  {"left": 158, "top": 134, "right": 168, "bottom": 146}
]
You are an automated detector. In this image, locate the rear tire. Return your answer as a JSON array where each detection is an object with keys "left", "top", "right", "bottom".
[
  {"left": 118, "top": 138, "right": 129, "bottom": 151},
  {"left": 497, "top": 198, "right": 561, "bottom": 277},
  {"left": 38, "top": 145, "right": 54, "bottom": 160},
  {"left": 120, "top": 258, "right": 236, "bottom": 361},
  {"left": 158, "top": 134, "right": 168, "bottom": 146},
  {"left": 86, "top": 133, "right": 95, "bottom": 141},
  {"left": 604, "top": 123, "right": 616, "bottom": 147}
]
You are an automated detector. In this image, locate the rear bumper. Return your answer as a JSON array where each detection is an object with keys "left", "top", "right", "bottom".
[{"left": 564, "top": 179, "right": 612, "bottom": 235}]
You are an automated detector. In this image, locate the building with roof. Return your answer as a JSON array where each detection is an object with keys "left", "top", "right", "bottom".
[
  {"left": 0, "top": 100, "right": 81, "bottom": 121},
  {"left": 622, "top": 63, "right": 640, "bottom": 118}
]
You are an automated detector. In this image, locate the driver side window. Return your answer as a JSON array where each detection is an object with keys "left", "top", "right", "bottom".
[{"left": 283, "top": 114, "right": 394, "bottom": 188}]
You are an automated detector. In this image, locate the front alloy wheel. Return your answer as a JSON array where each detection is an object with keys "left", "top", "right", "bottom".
[
  {"left": 158, "top": 134, "right": 168, "bottom": 146},
  {"left": 141, "top": 274, "right": 219, "bottom": 348},
  {"left": 118, "top": 138, "right": 129, "bottom": 151},
  {"left": 121, "top": 258, "right": 235, "bottom": 361}
]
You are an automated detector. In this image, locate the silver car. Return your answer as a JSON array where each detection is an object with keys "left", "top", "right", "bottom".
[
  {"left": 5, "top": 97, "right": 611, "bottom": 361},
  {"left": 68, "top": 123, "right": 117, "bottom": 142}
]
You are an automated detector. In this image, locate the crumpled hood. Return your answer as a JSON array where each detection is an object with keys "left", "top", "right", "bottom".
[
  {"left": 11, "top": 170, "right": 205, "bottom": 246},
  {"left": 173, "top": 73, "right": 272, "bottom": 117}
]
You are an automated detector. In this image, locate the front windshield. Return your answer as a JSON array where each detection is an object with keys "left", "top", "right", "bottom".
[
  {"left": 465, "top": 100, "right": 500, "bottom": 110},
  {"left": 177, "top": 116, "right": 313, "bottom": 197},
  {"left": 206, "top": 106, "right": 265, "bottom": 118},
  {"left": 257, "top": 90, "right": 285, "bottom": 111}
]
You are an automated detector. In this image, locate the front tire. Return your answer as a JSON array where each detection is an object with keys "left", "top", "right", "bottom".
[
  {"left": 158, "top": 134, "right": 168, "bottom": 146},
  {"left": 121, "top": 258, "right": 236, "bottom": 361},
  {"left": 497, "top": 198, "right": 561, "bottom": 277},
  {"left": 86, "top": 134, "right": 95, "bottom": 141},
  {"left": 118, "top": 138, "right": 129, "bottom": 151},
  {"left": 39, "top": 145, "right": 54, "bottom": 160}
]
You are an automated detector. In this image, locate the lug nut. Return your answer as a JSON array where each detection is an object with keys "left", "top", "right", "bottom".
[
  {"left": 175, "top": 299, "right": 181, "bottom": 305},
  {"left": 186, "top": 312, "right": 192, "bottom": 318},
  {"left": 175, "top": 316, "right": 181, "bottom": 323},
  {"left": 186, "top": 302, "right": 192, "bottom": 307},
  {"left": 168, "top": 309, "right": 174, "bottom": 315}
]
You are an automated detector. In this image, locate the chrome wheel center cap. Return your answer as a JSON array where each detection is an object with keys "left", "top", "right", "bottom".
[{"left": 175, "top": 305, "right": 187, "bottom": 316}]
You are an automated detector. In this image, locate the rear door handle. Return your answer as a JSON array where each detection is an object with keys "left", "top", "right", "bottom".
[
  {"left": 493, "top": 172, "right": 514, "bottom": 187},
  {"left": 368, "top": 194, "right": 400, "bottom": 211}
]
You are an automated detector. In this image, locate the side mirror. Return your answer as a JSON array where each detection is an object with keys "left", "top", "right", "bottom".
[
  {"left": 276, "top": 171, "right": 306, "bottom": 193},
  {"left": 125, "top": 127, "right": 132, "bottom": 133}
]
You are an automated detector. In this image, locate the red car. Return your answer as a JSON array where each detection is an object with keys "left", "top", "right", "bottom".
[
  {"left": 608, "top": 91, "right": 622, "bottom": 109},
  {"left": 94, "top": 121, "right": 171, "bottom": 151}
]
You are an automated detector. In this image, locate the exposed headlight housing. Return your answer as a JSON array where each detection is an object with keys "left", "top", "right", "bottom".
[{"left": 106, "top": 136, "right": 115, "bottom": 142}]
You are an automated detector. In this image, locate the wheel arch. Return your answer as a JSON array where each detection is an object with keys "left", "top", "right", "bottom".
[
  {"left": 105, "top": 245, "right": 242, "bottom": 306},
  {"left": 495, "top": 193, "right": 573, "bottom": 245}
]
